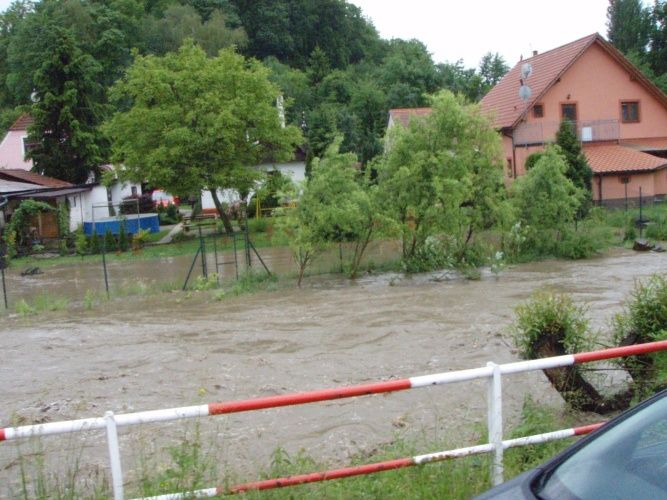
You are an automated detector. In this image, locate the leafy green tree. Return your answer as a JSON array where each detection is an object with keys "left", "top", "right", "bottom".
[
  {"left": 649, "top": 1, "right": 667, "bottom": 76},
  {"left": 379, "top": 39, "right": 441, "bottom": 108},
  {"left": 26, "top": 26, "right": 106, "bottom": 183},
  {"left": 263, "top": 56, "right": 313, "bottom": 126},
  {"left": 437, "top": 60, "right": 484, "bottom": 102},
  {"left": 307, "top": 45, "right": 332, "bottom": 85},
  {"left": 377, "top": 90, "right": 507, "bottom": 264},
  {"left": 478, "top": 52, "right": 509, "bottom": 94},
  {"left": 231, "top": 0, "right": 380, "bottom": 69},
  {"left": 511, "top": 146, "right": 584, "bottom": 247},
  {"left": 607, "top": 0, "right": 651, "bottom": 56},
  {"left": 555, "top": 120, "right": 593, "bottom": 216},
  {"left": 0, "top": 0, "right": 33, "bottom": 108},
  {"left": 105, "top": 42, "right": 302, "bottom": 235},
  {"left": 279, "top": 138, "right": 381, "bottom": 283},
  {"left": 142, "top": 4, "right": 246, "bottom": 56},
  {"left": 104, "top": 228, "right": 116, "bottom": 252}
]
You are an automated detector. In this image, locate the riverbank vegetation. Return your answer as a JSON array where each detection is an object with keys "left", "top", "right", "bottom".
[{"left": 512, "top": 273, "right": 667, "bottom": 413}]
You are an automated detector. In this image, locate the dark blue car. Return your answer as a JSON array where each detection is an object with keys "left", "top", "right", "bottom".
[{"left": 476, "top": 388, "right": 667, "bottom": 499}]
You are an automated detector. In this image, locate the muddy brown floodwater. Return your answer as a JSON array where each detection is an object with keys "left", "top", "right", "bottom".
[{"left": 0, "top": 247, "right": 665, "bottom": 494}]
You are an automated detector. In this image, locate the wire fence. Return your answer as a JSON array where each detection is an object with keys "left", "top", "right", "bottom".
[{"left": 0, "top": 222, "right": 402, "bottom": 312}]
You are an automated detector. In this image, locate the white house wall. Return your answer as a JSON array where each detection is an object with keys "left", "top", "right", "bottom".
[
  {"left": 201, "top": 161, "right": 306, "bottom": 211},
  {"left": 255, "top": 161, "right": 306, "bottom": 183},
  {"left": 110, "top": 180, "right": 140, "bottom": 205},
  {"left": 201, "top": 188, "right": 241, "bottom": 211}
]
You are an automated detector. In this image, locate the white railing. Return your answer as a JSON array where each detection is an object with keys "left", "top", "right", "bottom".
[{"left": 513, "top": 119, "right": 620, "bottom": 146}]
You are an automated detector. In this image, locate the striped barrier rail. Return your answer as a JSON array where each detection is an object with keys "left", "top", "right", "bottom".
[
  {"left": 137, "top": 422, "right": 605, "bottom": 500},
  {"left": 2, "top": 340, "right": 666, "bottom": 499}
]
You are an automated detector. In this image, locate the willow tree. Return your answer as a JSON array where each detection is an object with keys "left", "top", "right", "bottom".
[
  {"left": 105, "top": 41, "right": 302, "bottom": 234},
  {"left": 377, "top": 90, "right": 508, "bottom": 267}
]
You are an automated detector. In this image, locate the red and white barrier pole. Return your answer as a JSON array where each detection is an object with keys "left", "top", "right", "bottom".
[
  {"left": 135, "top": 423, "right": 604, "bottom": 499},
  {"left": 1, "top": 340, "right": 665, "bottom": 443}
]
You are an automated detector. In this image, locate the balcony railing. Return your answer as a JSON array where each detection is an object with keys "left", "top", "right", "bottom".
[{"left": 513, "top": 119, "right": 619, "bottom": 146}]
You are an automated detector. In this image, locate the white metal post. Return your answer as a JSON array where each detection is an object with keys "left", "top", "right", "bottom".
[
  {"left": 105, "top": 411, "right": 124, "bottom": 500},
  {"left": 487, "top": 362, "right": 504, "bottom": 486}
]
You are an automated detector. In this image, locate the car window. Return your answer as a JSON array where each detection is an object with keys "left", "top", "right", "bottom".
[{"left": 536, "top": 395, "right": 667, "bottom": 499}]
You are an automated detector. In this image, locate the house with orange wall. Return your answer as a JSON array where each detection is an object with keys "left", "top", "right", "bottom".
[
  {"left": 480, "top": 33, "right": 667, "bottom": 206},
  {"left": 389, "top": 34, "right": 667, "bottom": 206}
]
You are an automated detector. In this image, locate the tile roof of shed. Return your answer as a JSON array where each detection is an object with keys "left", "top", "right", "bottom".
[
  {"left": 8, "top": 114, "right": 34, "bottom": 131},
  {"left": 0, "top": 169, "right": 72, "bottom": 187},
  {"left": 583, "top": 144, "right": 667, "bottom": 174}
]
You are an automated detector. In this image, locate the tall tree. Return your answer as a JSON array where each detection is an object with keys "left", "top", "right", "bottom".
[
  {"left": 379, "top": 39, "right": 441, "bottom": 108},
  {"left": 27, "top": 26, "right": 106, "bottom": 184},
  {"left": 478, "top": 52, "right": 508, "bottom": 95},
  {"left": 649, "top": 0, "right": 667, "bottom": 76},
  {"left": 555, "top": 120, "right": 593, "bottom": 217},
  {"left": 607, "top": 0, "right": 651, "bottom": 55},
  {"left": 105, "top": 42, "right": 302, "bottom": 234},
  {"left": 141, "top": 4, "right": 246, "bottom": 56}
]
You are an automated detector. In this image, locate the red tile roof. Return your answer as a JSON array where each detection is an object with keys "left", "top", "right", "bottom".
[
  {"left": 8, "top": 114, "right": 34, "bottom": 131},
  {"left": 0, "top": 169, "right": 72, "bottom": 187},
  {"left": 583, "top": 144, "right": 667, "bottom": 174},
  {"left": 481, "top": 34, "right": 598, "bottom": 130},
  {"left": 388, "top": 107, "right": 432, "bottom": 127},
  {"left": 480, "top": 34, "right": 667, "bottom": 130},
  {"left": 621, "top": 137, "right": 667, "bottom": 151}
]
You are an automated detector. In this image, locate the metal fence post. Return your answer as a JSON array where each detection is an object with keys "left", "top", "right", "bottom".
[
  {"left": 105, "top": 411, "right": 124, "bottom": 500},
  {"left": 487, "top": 362, "right": 503, "bottom": 486}
]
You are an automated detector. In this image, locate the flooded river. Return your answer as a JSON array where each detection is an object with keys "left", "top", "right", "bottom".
[{"left": 0, "top": 247, "right": 665, "bottom": 494}]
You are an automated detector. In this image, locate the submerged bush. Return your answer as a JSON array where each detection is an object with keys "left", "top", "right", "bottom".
[
  {"left": 613, "top": 274, "right": 667, "bottom": 395},
  {"left": 512, "top": 291, "right": 593, "bottom": 359}
]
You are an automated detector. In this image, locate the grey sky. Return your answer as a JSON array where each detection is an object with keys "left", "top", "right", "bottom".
[
  {"left": 348, "top": 0, "right": 612, "bottom": 68},
  {"left": 0, "top": 0, "right": 614, "bottom": 69}
]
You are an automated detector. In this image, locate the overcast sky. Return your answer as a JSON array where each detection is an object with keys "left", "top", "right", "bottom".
[
  {"left": 348, "top": 0, "right": 612, "bottom": 68},
  {"left": 0, "top": 0, "right": 614, "bottom": 69}
]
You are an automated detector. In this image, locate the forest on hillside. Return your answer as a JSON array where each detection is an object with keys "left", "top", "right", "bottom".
[
  {"left": 0, "top": 0, "right": 665, "bottom": 184},
  {"left": 0, "top": 0, "right": 509, "bottom": 177}
]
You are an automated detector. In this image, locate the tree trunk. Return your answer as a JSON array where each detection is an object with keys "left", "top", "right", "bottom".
[
  {"left": 209, "top": 188, "right": 234, "bottom": 235},
  {"left": 533, "top": 334, "right": 632, "bottom": 414}
]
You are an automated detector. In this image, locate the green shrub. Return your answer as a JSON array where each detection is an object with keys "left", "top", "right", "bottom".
[
  {"left": 556, "top": 223, "right": 613, "bottom": 259},
  {"left": 75, "top": 229, "right": 88, "bottom": 256},
  {"left": 104, "top": 229, "right": 116, "bottom": 252},
  {"left": 612, "top": 274, "right": 667, "bottom": 395},
  {"left": 402, "top": 237, "right": 452, "bottom": 273},
  {"left": 248, "top": 217, "right": 269, "bottom": 233},
  {"left": 512, "top": 291, "right": 593, "bottom": 359},
  {"left": 119, "top": 223, "right": 129, "bottom": 252},
  {"left": 89, "top": 232, "right": 101, "bottom": 254}
]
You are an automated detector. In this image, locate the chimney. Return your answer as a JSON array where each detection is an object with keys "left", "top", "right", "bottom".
[{"left": 532, "top": 50, "right": 538, "bottom": 57}]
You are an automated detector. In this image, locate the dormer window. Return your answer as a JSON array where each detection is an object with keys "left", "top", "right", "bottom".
[
  {"left": 533, "top": 104, "right": 544, "bottom": 118},
  {"left": 621, "top": 101, "right": 640, "bottom": 123}
]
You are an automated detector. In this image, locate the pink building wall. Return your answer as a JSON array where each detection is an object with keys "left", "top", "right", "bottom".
[
  {"left": 498, "top": 42, "right": 667, "bottom": 204},
  {"left": 530, "top": 43, "right": 667, "bottom": 140},
  {"left": 596, "top": 171, "right": 659, "bottom": 203},
  {"left": 0, "top": 129, "right": 32, "bottom": 170}
]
